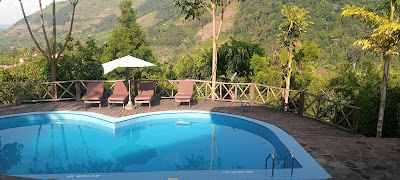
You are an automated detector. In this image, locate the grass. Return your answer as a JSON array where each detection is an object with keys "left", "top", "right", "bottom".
[{"left": 138, "top": 12, "right": 159, "bottom": 29}]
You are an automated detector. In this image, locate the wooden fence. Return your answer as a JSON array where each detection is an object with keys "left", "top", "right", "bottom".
[{"left": 0, "top": 79, "right": 360, "bottom": 133}]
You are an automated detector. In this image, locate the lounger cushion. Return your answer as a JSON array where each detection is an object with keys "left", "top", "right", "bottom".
[
  {"left": 108, "top": 94, "right": 128, "bottom": 101},
  {"left": 175, "top": 81, "right": 194, "bottom": 105},
  {"left": 82, "top": 94, "right": 102, "bottom": 100},
  {"left": 175, "top": 93, "right": 192, "bottom": 99},
  {"left": 82, "top": 82, "right": 104, "bottom": 101},
  {"left": 135, "top": 95, "right": 153, "bottom": 100}
]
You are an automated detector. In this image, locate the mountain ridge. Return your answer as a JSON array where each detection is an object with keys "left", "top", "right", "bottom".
[{"left": 0, "top": 0, "right": 381, "bottom": 68}]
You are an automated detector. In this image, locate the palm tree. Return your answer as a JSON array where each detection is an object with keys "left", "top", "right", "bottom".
[
  {"left": 342, "top": 0, "right": 400, "bottom": 138},
  {"left": 278, "top": 5, "right": 311, "bottom": 106}
]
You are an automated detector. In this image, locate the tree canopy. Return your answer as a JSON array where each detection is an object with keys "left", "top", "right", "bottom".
[{"left": 101, "top": 0, "right": 155, "bottom": 79}]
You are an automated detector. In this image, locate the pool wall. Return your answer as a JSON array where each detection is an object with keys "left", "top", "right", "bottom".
[{"left": 0, "top": 110, "right": 331, "bottom": 179}]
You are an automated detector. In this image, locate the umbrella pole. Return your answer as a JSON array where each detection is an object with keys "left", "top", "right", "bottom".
[{"left": 126, "top": 79, "right": 134, "bottom": 110}]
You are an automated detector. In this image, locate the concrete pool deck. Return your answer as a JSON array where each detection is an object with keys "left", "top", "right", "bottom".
[{"left": 0, "top": 99, "right": 399, "bottom": 179}]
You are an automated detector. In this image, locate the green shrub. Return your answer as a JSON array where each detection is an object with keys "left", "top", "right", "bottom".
[
  {"left": 8, "top": 58, "right": 50, "bottom": 82},
  {"left": 0, "top": 68, "right": 12, "bottom": 83}
]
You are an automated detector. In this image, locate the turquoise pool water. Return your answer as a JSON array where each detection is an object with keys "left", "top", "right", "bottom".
[{"left": 0, "top": 111, "right": 330, "bottom": 179}]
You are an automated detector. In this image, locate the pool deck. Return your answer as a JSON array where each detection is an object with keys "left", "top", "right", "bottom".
[{"left": 0, "top": 99, "right": 399, "bottom": 180}]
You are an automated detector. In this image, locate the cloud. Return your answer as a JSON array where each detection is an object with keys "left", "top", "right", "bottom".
[{"left": 0, "top": 0, "right": 56, "bottom": 25}]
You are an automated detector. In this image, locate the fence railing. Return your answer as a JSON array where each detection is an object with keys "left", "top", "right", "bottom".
[{"left": 0, "top": 79, "right": 360, "bottom": 133}]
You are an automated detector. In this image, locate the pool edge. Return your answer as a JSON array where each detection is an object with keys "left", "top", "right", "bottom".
[{"left": 0, "top": 110, "right": 331, "bottom": 179}]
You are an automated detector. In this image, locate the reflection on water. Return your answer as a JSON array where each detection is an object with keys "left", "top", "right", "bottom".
[
  {"left": 0, "top": 136, "right": 24, "bottom": 174},
  {"left": 0, "top": 120, "right": 277, "bottom": 175},
  {"left": 176, "top": 154, "right": 209, "bottom": 170}
]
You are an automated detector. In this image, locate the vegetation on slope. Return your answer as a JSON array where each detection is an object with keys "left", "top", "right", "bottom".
[{"left": 0, "top": 0, "right": 399, "bottom": 138}]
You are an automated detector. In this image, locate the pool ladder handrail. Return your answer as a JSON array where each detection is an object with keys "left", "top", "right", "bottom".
[
  {"left": 265, "top": 152, "right": 275, "bottom": 177},
  {"left": 265, "top": 152, "right": 295, "bottom": 177},
  {"left": 283, "top": 152, "right": 295, "bottom": 177}
]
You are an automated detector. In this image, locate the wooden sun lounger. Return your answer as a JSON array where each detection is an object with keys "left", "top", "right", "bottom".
[
  {"left": 175, "top": 80, "right": 194, "bottom": 107},
  {"left": 134, "top": 82, "right": 155, "bottom": 109},
  {"left": 82, "top": 82, "right": 104, "bottom": 109},
  {"left": 108, "top": 80, "right": 129, "bottom": 109}
]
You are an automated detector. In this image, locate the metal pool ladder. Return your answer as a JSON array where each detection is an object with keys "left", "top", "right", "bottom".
[
  {"left": 265, "top": 153, "right": 275, "bottom": 177},
  {"left": 265, "top": 152, "right": 295, "bottom": 177}
]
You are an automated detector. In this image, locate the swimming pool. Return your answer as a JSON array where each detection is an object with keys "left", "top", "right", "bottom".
[{"left": 0, "top": 111, "right": 330, "bottom": 179}]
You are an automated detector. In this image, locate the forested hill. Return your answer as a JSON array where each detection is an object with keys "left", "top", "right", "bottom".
[
  {"left": 231, "top": 0, "right": 382, "bottom": 69},
  {"left": 0, "top": 0, "right": 381, "bottom": 68}
]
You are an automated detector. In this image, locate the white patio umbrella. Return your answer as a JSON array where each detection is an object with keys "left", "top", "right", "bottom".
[{"left": 102, "top": 55, "right": 155, "bottom": 107}]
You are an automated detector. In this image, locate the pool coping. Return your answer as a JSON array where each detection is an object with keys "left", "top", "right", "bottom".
[{"left": 0, "top": 110, "right": 331, "bottom": 180}]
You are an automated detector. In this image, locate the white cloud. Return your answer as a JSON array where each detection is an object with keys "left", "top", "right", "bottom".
[{"left": 0, "top": 0, "right": 58, "bottom": 25}]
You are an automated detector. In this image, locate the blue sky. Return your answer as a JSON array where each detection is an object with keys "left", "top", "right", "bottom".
[{"left": 0, "top": 0, "right": 63, "bottom": 25}]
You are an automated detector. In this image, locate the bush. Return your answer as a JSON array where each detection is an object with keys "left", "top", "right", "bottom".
[
  {"left": 175, "top": 53, "right": 211, "bottom": 80},
  {"left": 8, "top": 58, "right": 50, "bottom": 82},
  {"left": 0, "top": 68, "right": 12, "bottom": 83}
]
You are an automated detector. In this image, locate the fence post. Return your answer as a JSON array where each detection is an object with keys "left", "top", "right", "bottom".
[
  {"left": 171, "top": 81, "right": 174, "bottom": 98},
  {"left": 38, "top": 84, "right": 42, "bottom": 100},
  {"left": 281, "top": 90, "right": 286, "bottom": 109},
  {"left": 250, "top": 83, "right": 255, "bottom": 105},
  {"left": 75, "top": 81, "right": 81, "bottom": 101},
  {"left": 14, "top": 83, "right": 21, "bottom": 105},
  {"left": 53, "top": 82, "right": 58, "bottom": 99},
  {"left": 316, "top": 97, "right": 321, "bottom": 118},
  {"left": 220, "top": 83, "right": 222, "bottom": 100},
  {"left": 234, "top": 84, "right": 238, "bottom": 102},
  {"left": 353, "top": 108, "right": 360, "bottom": 134},
  {"left": 298, "top": 92, "right": 305, "bottom": 115},
  {"left": 333, "top": 104, "right": 338, "bottom": 124}
]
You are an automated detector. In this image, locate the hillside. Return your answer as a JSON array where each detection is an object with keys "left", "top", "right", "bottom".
[
  {"left": 0, "top": 24, "right": 13, "bottom": 31},
  {"left": 0, "top": 0, "right": 121, "bottom": 54},
  {"left": 0, "top": 0, "right": 383, "bottom": 68}
]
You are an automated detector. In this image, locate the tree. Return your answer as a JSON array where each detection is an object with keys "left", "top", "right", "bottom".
[
  {"left": 278, "top": 5, "right": 311, "bottom": 105},
  {"left": 18, "top": 0, "right": 79, "bottom": 82},
  {"left": 217, "top": 38, "right": 265, "bottom": 81},
  {"left": 342, "top": 0, "right": 400, "bottom": 138},
  {"left": 101, "top": 0, "right": 154, "bottom": 80},
  {"left": 292, "top": 43, "right": 320, "bottom": 91},
  {"left": 347, "top": 45, "right": 363, "bottom": 71},
  {"left": 173, "top": 0, "right": 240, "bottom": 99},
  {"left": 176, "top": 53, "right": 212, "bottom": 80},
  {"left": 57, "top": 39, "right": 104, "bottom": 81},
  {"left": 250, "top": 54, "right": 283, "bottom": 87}
]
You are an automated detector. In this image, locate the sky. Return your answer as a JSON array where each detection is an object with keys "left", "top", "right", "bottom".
[{"left": 0, "top": 0, "right": 63, "bottom": 25}]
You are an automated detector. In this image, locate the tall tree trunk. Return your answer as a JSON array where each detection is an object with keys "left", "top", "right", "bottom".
[
  {"left": 376, "top": 54, "right": 390, "bottom": 138},
  {"left": 51, "top": 0, "right": 57, "bottom": 82},
  {"left": 211, "top": 3, "right": 217, "bottom": 100},
  {"left": 285, "top": 42, "right": 293, "bottom": 107},
  {"left": 39, "top": 0, "right": 51, "bottom": 57},
  {"left": 50, "top": 61, "right": 57, "bottom": 81},
  {"left": 376, "top": 0, "right": 395, "bottom": 138},
  {"left": 19, "top": 0, "right": 79, "bottom": 83},
  {"left": 18, "top": 0, "right": 48, "bottom": 59}
]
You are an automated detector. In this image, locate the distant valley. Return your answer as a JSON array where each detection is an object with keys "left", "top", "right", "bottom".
[{"left": 0, "top": 24, "right": 13, "bottom": 31}]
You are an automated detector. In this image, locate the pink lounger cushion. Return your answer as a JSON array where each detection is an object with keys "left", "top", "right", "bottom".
[
  {"left": 107, "top": 80, "right": 130, "bottom": 108},
  {"left": 175, "top": 80, "right": 194, "bottom": 106},
  {"left": 108, "top": 94, "right": 128, "bottom": 101},
  {"left": 135, "top": 94, "right": 154, "bottom": 100},
  {"left": 82, "top": 94, "right": 103, "bottom": 100},
  {"left": 135, "top": 82, "right": 156, "bottom": 108},
  {"left": 82, "top": 82, "right": 104, "bottom": 100}
]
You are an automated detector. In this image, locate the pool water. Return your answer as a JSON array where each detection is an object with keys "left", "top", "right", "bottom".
[{"left": 0, "top": 117, "right": 297, "bottom": 175}]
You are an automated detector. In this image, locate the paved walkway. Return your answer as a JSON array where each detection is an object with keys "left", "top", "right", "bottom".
[{"left": 0, "top": 99, "right": 399, "bottom": 179}]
